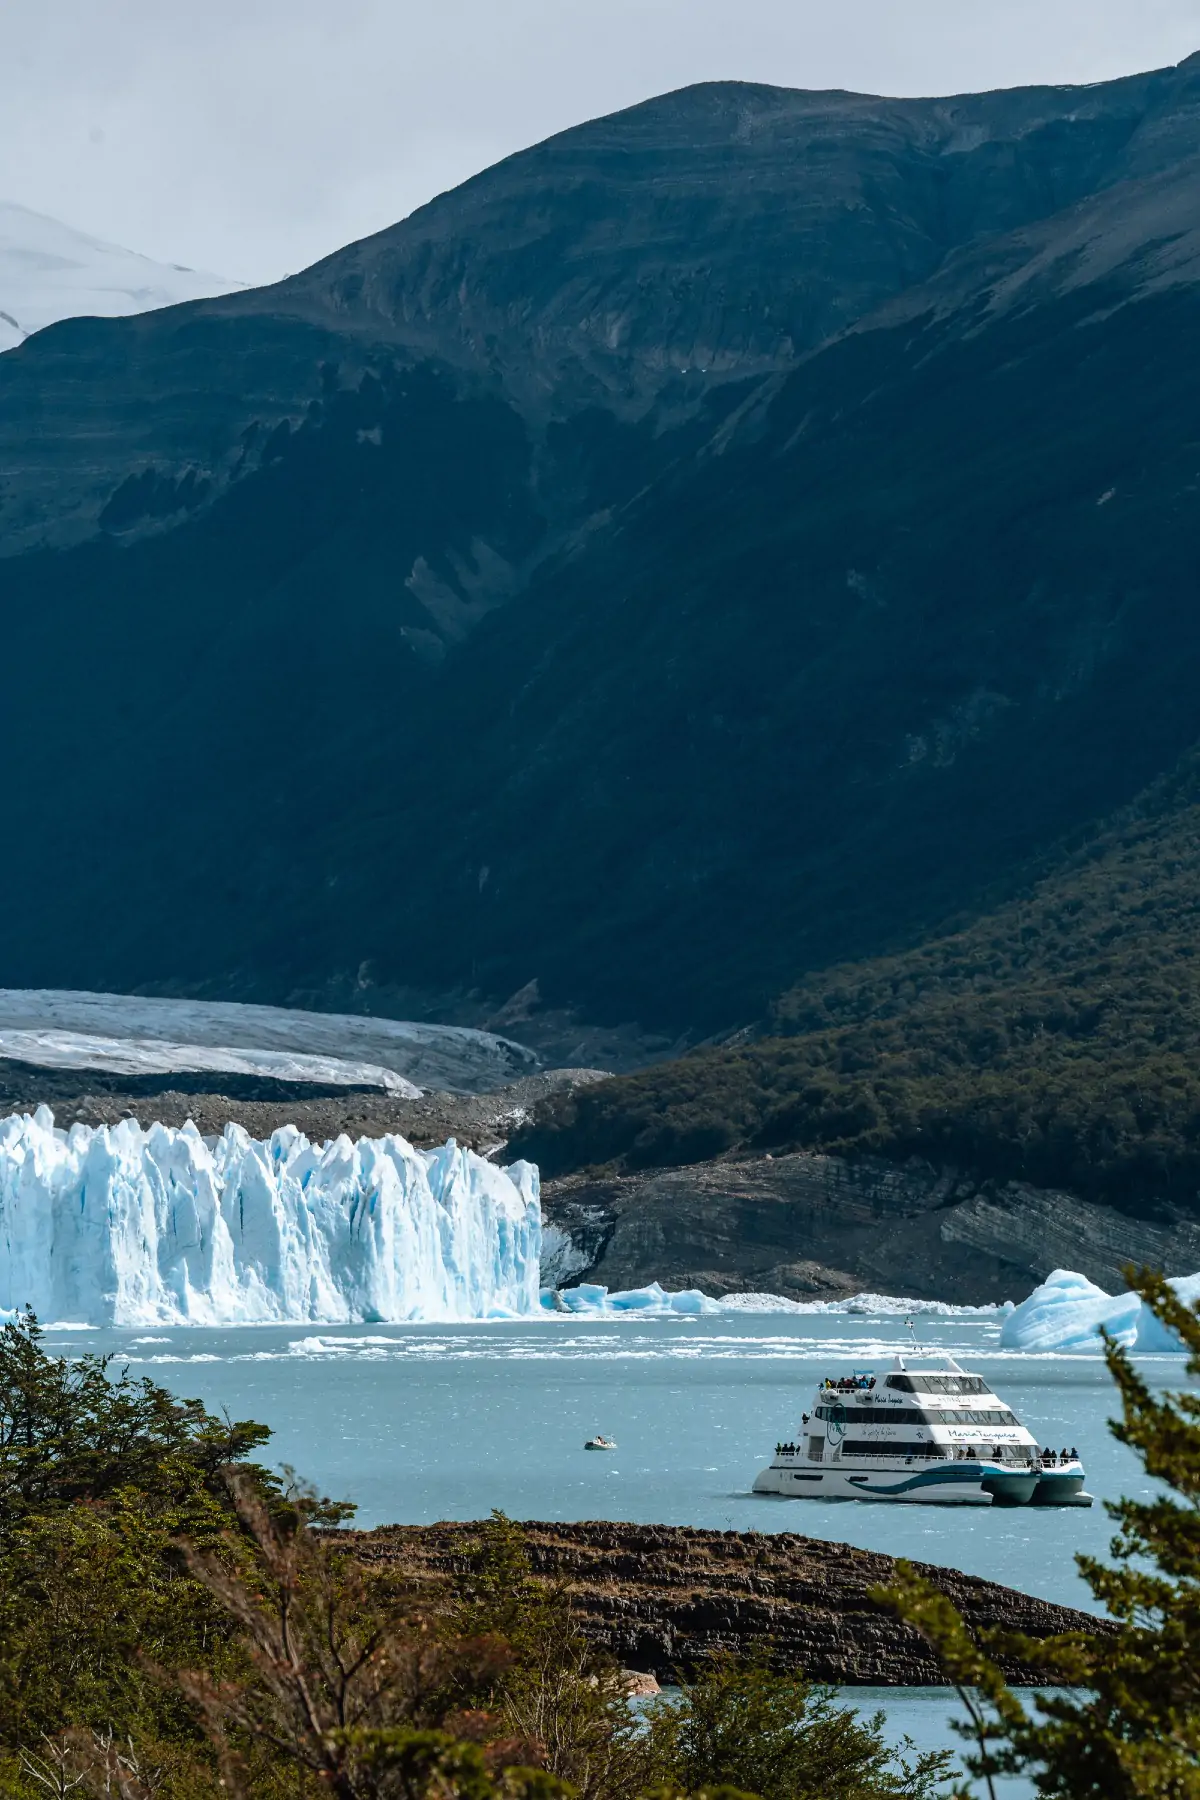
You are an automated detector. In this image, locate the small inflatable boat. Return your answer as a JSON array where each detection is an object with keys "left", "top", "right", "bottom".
[{"left": 584, "top": 1435, "right": 618, "bottom": 1451}]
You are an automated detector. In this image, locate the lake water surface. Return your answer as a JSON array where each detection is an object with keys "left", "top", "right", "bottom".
[{"left": 49, "top": 1307, "right": 1189, "bottom": 1797}]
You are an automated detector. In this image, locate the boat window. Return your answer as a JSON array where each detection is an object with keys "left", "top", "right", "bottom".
[
  {"left": 815, "top": 1404, "right": 906, "bottom": 1424},
  {"left": 818, "top": 1402, "right": 1019, "bottom": 1428},
  {"left": 922, "top": 1406, "right": 1019, "bottom": 1426},
  {"left": 841, "top": 1440, "right": 948, "bottom": 1459},
  {"left": 885, "top": 1374, "right": 991, "bottom": 1396}
]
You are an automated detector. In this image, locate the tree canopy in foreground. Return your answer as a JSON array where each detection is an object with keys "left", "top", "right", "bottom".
[
  {"left": 2, "top": 1276, "right": 1199, "bottom": 1797},
  {"left": 0, "top": 1311, "right": 950, "bottom": 1800},
  {"left": 878, "top": 1267, "right": 1200, "bottom": 1797}
]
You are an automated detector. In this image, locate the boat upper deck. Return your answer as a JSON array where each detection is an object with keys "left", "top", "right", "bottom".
[{"left": 769, "top": 1354, "right": 1056, "bottom": 1465}]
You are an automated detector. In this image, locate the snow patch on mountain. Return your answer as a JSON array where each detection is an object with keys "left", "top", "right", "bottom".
[{"left": 0, "top": 203, "right": 241, "bottom": 350}]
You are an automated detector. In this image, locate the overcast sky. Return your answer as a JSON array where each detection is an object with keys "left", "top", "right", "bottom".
[{"left": 4, "top": 0, "right": 1199, "bottom": 286}]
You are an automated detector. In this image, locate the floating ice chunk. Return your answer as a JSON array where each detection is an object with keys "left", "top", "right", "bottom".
[
  {"left": 552, "top": 1283, "right": 610, "bottom": 1313},
  {"left": 1134, "top": 1273, "right": 1200, "bottom": 1352},
  {"left": 999, "top": 1267, "right": 1200, "bottom": 1353},
  {"left": 540, "top": 1281, "right": 721, "bottom": 1316},
  {"left": 0, "top": 1109, "right": 540, "bottom": 1326},
  {"left": 609, "top": 1283, "right": 679, "bottom": 1313},
  {"left": 541, "top": 1282, "right": 1005, "bottom": 1319},
  {"left": 609, "top": 1282, "right": 718, "bottom": 1314},
  {"left": 716, "top": 1291, "right": 1013, "bottom": 1317}
]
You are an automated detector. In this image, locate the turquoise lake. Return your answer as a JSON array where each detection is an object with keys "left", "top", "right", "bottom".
[{"left": 47, "top": 1306, "right": 1189, "bottom": 1797}]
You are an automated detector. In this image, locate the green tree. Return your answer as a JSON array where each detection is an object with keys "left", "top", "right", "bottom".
[
  {"left": 179, "top": 1478, "right": 568, "bottom": 1800},
  {"left": 0, "top": 1310, "right": 274, "bottom": 1528},
  {"left": 455, "top": 1513, "right": 655, "bottom": 1800},
  {"left": 877, "top": 1268, "right": 1200, "bottom": 1798},
  {"left": 639, "top": 1650, "right": 954, "bottom": 1799},
  {"left": 0, "top": 1310, "right": 291, "bottom": 1793}
]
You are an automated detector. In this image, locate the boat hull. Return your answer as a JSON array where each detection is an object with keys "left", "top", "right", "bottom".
[
  {"left": 752, "top": 1462, "right": 1039, "bottom": 1506},
  {"left": 1030, "top": 1470, "right": 1092, "bottom": 1506}
]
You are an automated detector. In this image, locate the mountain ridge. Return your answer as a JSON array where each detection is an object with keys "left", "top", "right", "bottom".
[
  {"left": 2, "top": 57, "right": 1200, "bottom": 1057},
  {"left": 6, "top": 56, "right": 1199, "bottom": 553}
]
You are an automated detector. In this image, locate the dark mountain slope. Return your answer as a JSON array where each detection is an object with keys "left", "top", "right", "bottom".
[
  {"left": 361, "top": 237, "right": 1200, "bottom": 1028},
  {"left": 514, "top": 752, "right": 1200, "bottom": 1214},
  {"left": 265, "top": 64, "right": 1186, "bottom": 394},
  {"left": 2, "top": 59, "right": 1200, "bottom": 1029},
  {"left": 4, "top": 58, "right": 1197, "bottom": 553}
]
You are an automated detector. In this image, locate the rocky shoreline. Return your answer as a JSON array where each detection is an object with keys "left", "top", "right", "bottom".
[
  {"left": 345, "top": 1520, "right": 1107, "bottom": 1686},
  {"left": 541, "top": 1151, "right": 1200, "bottom": 1305}
]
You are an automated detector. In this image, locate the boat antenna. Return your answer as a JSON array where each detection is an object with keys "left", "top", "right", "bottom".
[{"left": 905, "top": 1313, "right": 918, "bottom": 1351}]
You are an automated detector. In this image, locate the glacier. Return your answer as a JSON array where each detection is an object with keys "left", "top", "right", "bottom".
[
  {"left": 0, "top": 990, "right": 538, "bottom": 1094},
  {"left": 0, "top": 1108, "right": 540, "bottom": 1326},
  {"left": 999, "top": 1267, "right": 1200, "bottom": 1353},
  {"left": 0, "top": 1028, "right": 422, "bottom": 1096}
]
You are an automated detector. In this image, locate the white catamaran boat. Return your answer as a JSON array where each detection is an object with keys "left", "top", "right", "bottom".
[{"left": 753, "top": 1354, "right": 1092, "bottom": 1506}]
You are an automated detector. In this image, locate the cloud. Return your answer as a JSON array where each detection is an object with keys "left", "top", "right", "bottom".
[{"left": 2, "top": 0, "right": 1197, "bottom": 283}]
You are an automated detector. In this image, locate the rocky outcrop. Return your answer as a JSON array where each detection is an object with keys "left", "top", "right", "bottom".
[
  {"left": 542, "top": 1152, "right": 1200, "bottom": 1304},
  {"left": 347, "top": 1520, "right": 1108, "bottom": 1686},
  {"left": 0, "top": 1062, "right": 609, "bottom": 1156}
]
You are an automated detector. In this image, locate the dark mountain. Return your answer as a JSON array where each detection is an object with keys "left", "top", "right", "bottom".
[
  {"left": 3, "top": 55, "right": 1200, "bottom": 1040},
  {"left": 515, "top": 752, "right": 1200, "bottom": 1212},
  {"left": 9, "top": 58, "right": 1196, "bottom": 551}
]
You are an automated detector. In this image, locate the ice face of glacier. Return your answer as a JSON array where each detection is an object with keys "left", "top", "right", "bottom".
[
  {"left": 0, "top": 1108, "right": 540, "bottom": 1326},
  {"left": 999, "top": 1266, "right": 1200, "bottom": 1353}
]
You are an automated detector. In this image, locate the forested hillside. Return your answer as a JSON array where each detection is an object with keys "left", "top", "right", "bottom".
[{"left": 514, "top": 757, "right": 1200, "bottom": 1213}]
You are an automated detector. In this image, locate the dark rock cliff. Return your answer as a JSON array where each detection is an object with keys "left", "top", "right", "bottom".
[{"left": 541, "top": 1151, "right": 1200, "bottom": 1304}]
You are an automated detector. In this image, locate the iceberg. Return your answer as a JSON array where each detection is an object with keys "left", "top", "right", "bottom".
[
  {"left": 538, "top": 1283, "right": 1011, "bottom": 1320},
  {"left": 541, "top": 1281, "right": 721, "bottom": 1317},
  {"left": 717, "top": 1291, "right": 1012, "bottom": 1317},
  {"left": 0, "top": 1108, "right": 540, "bottom": 1326},
  {"left": 999, "top": 1267, "right": 1200, "bottom": 1353}
]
